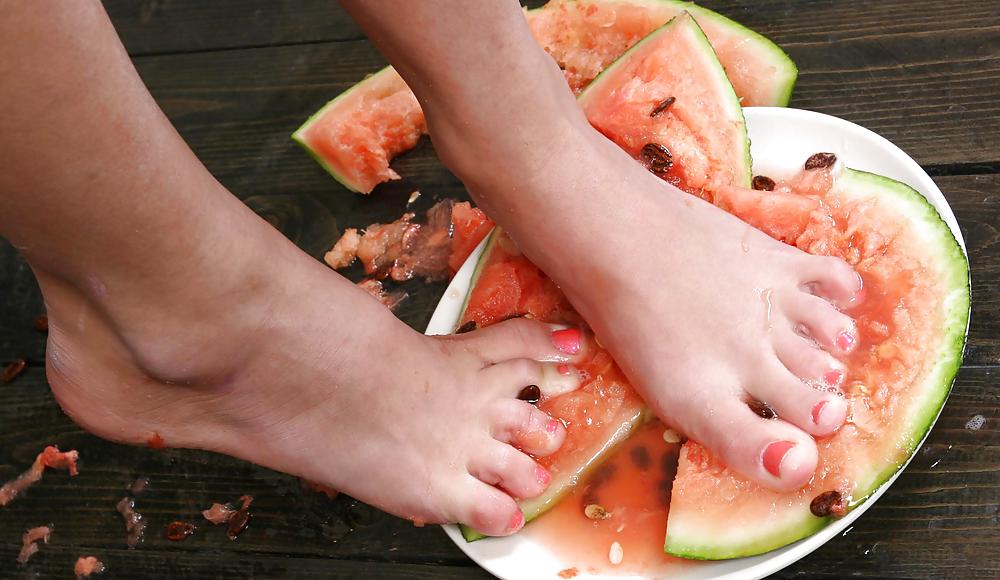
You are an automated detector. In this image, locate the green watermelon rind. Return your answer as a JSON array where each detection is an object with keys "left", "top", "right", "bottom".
[
  {"left": 455, "top": 228, "right": 650, "bottom": 542},
  {"left": 663, "top": 168, "right": 971, "bottom": 560},
  {"left": 578, "top": 12, "right": 753, "bottom": 189},
  {"left": 291, "top": 66, "right": 398, "bottom": 193},
  {"left": 675, "top": 1, "right": 798, "bottom": 107}
]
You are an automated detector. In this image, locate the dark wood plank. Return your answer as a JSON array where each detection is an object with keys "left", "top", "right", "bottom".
[
  {"left": 102, "top": 0, "right": 365, "bottom": 55},
  {"left": 0, "top": 365, "right": 996, "bottom": 577},
  {"left": 102, "top": 0, "right": 1000, "bottom": 168}
]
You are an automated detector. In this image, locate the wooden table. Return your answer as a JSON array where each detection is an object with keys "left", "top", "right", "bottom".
[{"left": 1, "top": 1, "right": 997, "bottom": 578}]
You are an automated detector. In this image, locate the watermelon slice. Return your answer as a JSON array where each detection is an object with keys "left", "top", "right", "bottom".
[
  {"left": 293, "top": 0, "right": 794, "bottom": 193},
  {"left": 291, "top": 67, "right": 425, "bottom": 193},
  {"left": 577, "top": 11, "right": 752, "bottom": 195},
  {"left": 529, "top": 0, "right": 797, "bottom": 105},
  {"left": 664, "top": 166, "right": 970, "bottom": 559}
]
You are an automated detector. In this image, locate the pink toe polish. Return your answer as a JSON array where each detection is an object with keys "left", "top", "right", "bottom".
[
  {"left": 551, "top": 328, "right": 582, "bottom": 355},
  {"left": 546, "top": 419, "right": 561, "bottom": 435},
  {"left": 762, "top": 441, "right": 795, "bottom": 478},
  {"left": 812, "top": 400, "right": 829, "bottom": 424},
  {"left": 507, "top": 510, "right": 525, "bottom": 533},
  {"left": 823, "top": 369, "right": 844, "bottom": 387},
  {"left": 836, "top": 331, "right": 856, "bottom": 352},
  {"left": 535, "top": 465, "right": 551, "bottom": 486}
]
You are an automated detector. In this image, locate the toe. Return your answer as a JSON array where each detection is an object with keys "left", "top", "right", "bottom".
[
  {"left": 785, "top": 292, "right": 857, "bottom": 355},
  {"left": 468, "top": 440, "right": 551, "bottom": 500},
  {"left": 685, "top": 394, "right": 819, "bottom": 491},
  {"left": 747, "top": 363, "right": 848, "bottom": 437},
  {"left": 485, "top": 358, "right": 582, "bottom": 400},
  {"left": 774, "top": 324, "right": 848, "bottom": 388},
  {"left": 454, "top": 477, "right": 524, "bottom": 537},
  {"left": 491, "top": 398, "right": 565, "bottom": 456},
  {"left": 448, "top": 317, "right": 589, "bottom": 364},
  {"left": 800, "top": 255, "right": 862, "bottom": 308}
]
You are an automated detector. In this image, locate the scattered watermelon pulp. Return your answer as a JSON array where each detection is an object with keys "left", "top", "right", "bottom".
[
  {"left": 293, "top": 0, "right": 795, "bottom": 193},
  {"left": 664, "top": 165, "right": 970, "bottom": 559}
]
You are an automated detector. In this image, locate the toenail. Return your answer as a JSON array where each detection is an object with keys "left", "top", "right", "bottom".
[
  {"left": 836, "top": 331, "right": 856, "bottom": 352},
  {"left": 812, "top": 400, "right": 828, "bottom": 424},
  {"left": 551, "top": 328, "right": 582, "bottom": 355},
  {"left": 762, "top": 441, "right": 795, "bottom": 478},
  {"left": 557, "top": 363, "right": 572, "bottom": 376},
  {"left": 546, "top": 419, "right": 561, "bottom": 435},
  {"left": 535, "top": 465, "right": 551, "bottom": 486},
  {"left": 507, "top": 510, "right": 525, "bottom": 533},
  {"left": 823, "top": 369, "right": 844, "bottom": 387}
]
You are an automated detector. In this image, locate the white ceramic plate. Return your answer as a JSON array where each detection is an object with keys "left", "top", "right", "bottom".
[{"left": 424, "top": 108, "right": 967, "bottom": 580}]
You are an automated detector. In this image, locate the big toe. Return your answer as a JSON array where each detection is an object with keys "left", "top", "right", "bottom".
[{"left": 686, "top": 395, "right": 819, "bottom": 491}]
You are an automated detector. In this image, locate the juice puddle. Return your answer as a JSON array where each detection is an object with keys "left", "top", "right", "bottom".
[{"left": 523, "top": 420, "right": 701, "bottom": 578}]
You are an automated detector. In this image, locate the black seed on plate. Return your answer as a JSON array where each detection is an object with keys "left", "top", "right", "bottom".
[
  {"left": 804, "top": 152, "right": 837, "bottom": 170},
  {"left": 649, "top": 96, "right": 676, "bottom": 118},
  {"left": 455, "top": 320, "right": 477, "bottom": 334},
  {"left": 752, "top": 175, "right": 776, "bottom": 191},
  {"left": 629, "top": 446, "right": 652, "bottom": 471}
]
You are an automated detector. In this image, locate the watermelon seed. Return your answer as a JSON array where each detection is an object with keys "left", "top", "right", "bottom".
[
  {"left": 662, "top": 429, "right": 682, "bottom": 444},
  {"left": 640, "top": 143, "right": 674, "bottom": 176},
  {"left": 804, "top": 152, "right": 837, "bottom": 170},
  {"left": 608, "top": 541, "right": 624, "bottom": 565},
  {"left": 752, "top": 175, "right": 776, "bottom": 191},
  {"left": 649, "top": 96, "right": 676, "bottom": 118},
  {"left": 584, "top": 503, "right": 611, "bottom": 520},
  {"left": 810, "top": 490, "right": 847, "bottom": 518},
  {"left": 517, "top": 385, "right": 541, "bottom": 405},
  {"left": 629, "top": 446, "right": 652, "bottom": 471},
  {"left": 748, "top": 399, "right": 777, "bottom": 420},
  {"left": 455, "top": 321, "right": 477, "bottom": 334}
]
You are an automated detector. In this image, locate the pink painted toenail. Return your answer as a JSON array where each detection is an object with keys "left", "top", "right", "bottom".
[
  {"left": 507, "top": 510, "right": 525, "bottom": 533},
  {"left": 551, "top": 328, "right": 582, "bottom": 355},
  {"left": 762, "top": 441, "right": 795, "bottom": 478},
  {"left": 557, "top": 363, "right": 572, "bottom": 376},
  {"left": 535, "top": 465, "right": 551, "bottom": 486},
  {"left": 836, "top": 331, "right": 856, "bottom": 352},
  {"left": 812, "top": 400, "right": 829, "bottom": 424},
  {"left": 823, "top": 369, "right": 844, "bottom": 387},
  {"left": 546, "top": 419, "right": 561, "bottom": 435}
]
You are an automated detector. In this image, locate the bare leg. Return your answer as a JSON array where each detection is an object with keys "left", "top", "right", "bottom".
[{"left": 0, "top": 1, "right": 588, "bottom": 535}]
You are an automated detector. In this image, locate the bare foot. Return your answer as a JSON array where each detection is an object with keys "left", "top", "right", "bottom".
[
  {"left": 35, "top": 235, "right": 586, "bottom": 536},
  {"left": 447, "top": 120, "right": 860, "bottom": 492}
]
